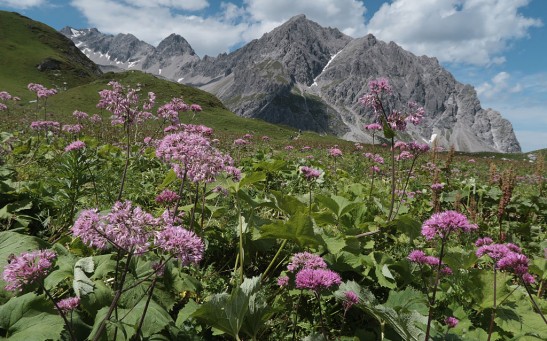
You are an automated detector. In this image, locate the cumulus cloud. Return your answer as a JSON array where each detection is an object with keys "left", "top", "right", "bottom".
[
  {"left": 367, "top": 0, "right": 542, "bottom": 65},
  {"left": 0, "top": 0, "right": 47, "bottom": 9},
  {"left": 242, "top": 0, "right": 367, "bottom": 37},
  {"left": 477, "top": 71, "right": 523, "bottom": 99},
  {"left": 128, "top": 0, "right": 209, "bottom": 11}
]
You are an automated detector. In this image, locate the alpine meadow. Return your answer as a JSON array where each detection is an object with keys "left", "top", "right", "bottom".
[{"left": 0, "top": 9, "right": 546, "bottom": 341}]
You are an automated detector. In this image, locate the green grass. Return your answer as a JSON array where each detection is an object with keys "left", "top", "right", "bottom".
[{"left": 0, "top": 11, "right": 99, "bottom": 98}]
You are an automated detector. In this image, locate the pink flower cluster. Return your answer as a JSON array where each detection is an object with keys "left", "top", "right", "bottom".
[
  {"left": 155, "top": 189, "right": 180, "bottom": 204},
  {"left": 444, "top": 316, "right": 459, "bottom": 328},
  {"left": 30, "top": 120, "right": 60, "bottom": 132},
  {"left": 97, "top": 81, "right": 155, "bottom": 126},
  {"left": 72, "top": 110, "right": 89, "bottom": 121},
  {"left": 0, "top": 90, "right": 19, "bottom": 111},
  {"left": 408, "top": 250, "right": 452, "bottom": 275},
  {"left": 343, "top": 290, "right": 359, "bottom": 311},
  {"left": 64, "top": 140, "right": 86, "bottom": 152},
  {"left": 156, "top": 130, "right": 237, "bottom": 183},
  {"left": 421, "top": 210, "right": 477, "bottom": 240},
  {"left": 157, "top": 97, "right": 190, "bottom": 124},
  {"left": 28, "top": 83, "right": 57, "bottom": 98},
  {"left": 328, "top": 147, "right": 343, "bottom": 157},
  {"left": 476, "top": 239, "right": 535, "bottom": 284},
  {"left": 279, "top": 252, "right": 342, "bottom": 292},
  {"left": 2, "top": 249, "right": 56, "bottom": 291},
  {"left": 300, "top": 166, "right": 321, "bottom": 181},
  {"left": 57, "top": 296, "right": 80, "bottom": 312},
  {"left": 71, "top": 201, "right": 157, "bottom": 254},
  {"left": 154, "top": 225, "right": 204, "bottom": 266},
  {"left": 287, "top": 252, "right": 327, "bottom": 272},
  {"left": 62, "top": 124, "right": 83, "bottom": 134},
  {"left": 295, "top": 268, "right": 342, "bottom": 291},
  {"left": 364, "top": 123, "right": 382, "bottom": 131},
  {"left": 358, "top": 78, "right": 425, "bottom": 133},
  {"left": 363, "top": 152, "right": 384, "bottom": 164}
]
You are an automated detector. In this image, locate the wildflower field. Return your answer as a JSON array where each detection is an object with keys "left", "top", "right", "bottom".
[{"left": 0, "top": 77, "right": 545, "bottom": 341}]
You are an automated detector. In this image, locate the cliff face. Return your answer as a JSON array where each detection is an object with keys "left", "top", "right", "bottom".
[{"left": 62, "top": 16, "right": 521, "bottom": 153}]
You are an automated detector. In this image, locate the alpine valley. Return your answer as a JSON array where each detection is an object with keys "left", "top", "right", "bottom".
[{"left": 60, "top": 14, "right": 520, "bottom": 153}]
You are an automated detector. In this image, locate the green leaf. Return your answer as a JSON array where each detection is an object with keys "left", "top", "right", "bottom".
[
  {"left": 254, "top": 212, "right": 321, "bottom": 248},
  {"left": 269, "top": 191, "right": 307, "bottom": 217},
  {"left": 0, "top": 292, "right": 64, "bottom": 341},
  {"left": 159, "top": 169, "right": 177, "bottom": 189},
  {"left": 73, "top": 257, "right": 95, "bottom": 297},
  {"left": 192, "top": 276, "right": 270, "bottom": 339}
]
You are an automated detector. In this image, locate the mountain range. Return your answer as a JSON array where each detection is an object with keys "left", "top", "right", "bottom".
[{"left": 61, "top": 15, "right": 521, "bottom": 153}]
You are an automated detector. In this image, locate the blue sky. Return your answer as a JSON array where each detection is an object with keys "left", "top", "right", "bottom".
[{"left": 1, "top": 0, "right": 545, "bottom": 152}]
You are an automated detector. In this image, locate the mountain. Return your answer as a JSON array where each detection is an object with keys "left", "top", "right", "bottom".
[
  {"left": 59, "top": 27, "right": 199, "bottom": 77},
  {"left": 0, "top": 11, "right": 101, "bottom": 96},
  {"left": 61, "top": 15, "right": 521, "bottom": 153}
]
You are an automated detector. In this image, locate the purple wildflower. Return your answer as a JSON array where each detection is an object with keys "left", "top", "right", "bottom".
[
  {"left": 71, "top": 209, "right": 108, "bottom": 249},
  {"left": 343, "top": 291, "right": 359, "bottom": 311},
  {"left": 431, "top": 183, "right": 444, "bottom": 191},
  {"left": 421, "top": 211, "right": 477, "bottom": 240},
  {"left": 444, "top": 316, "right": 459, "bottom": 328},
  {"left": 57, "top": 297, "right": 80, "bottom": 312},
  {"left": 62, "top": 124, "right": 83, "bottom": 134},
  {"left": 475, "top": 237, "right": 494, "bottom": 247},
  {"left": 64, "top": 140, "right": 86, "bottom": 152},
  {"left": 3, "top": 250, "right": 56, "bottom": 292},
  {"left": 72, "top": 110, "right": 89, "bottom": 121},
  {"left": 300, "top": 166, "right": 321, "bottom": 181},
  {"left": 155, "top": 189, "right": 180, "bottom": 204},
  {"left": 154, "top": 225, "right": 204, "bottom": 266},
  {"left": 328, "top": 147, "right": 343, "bottom": 157},
  {"left": 277, "top": 276, "right": 289, "bottom": 287},
  {"left": 364, "top": 123, "right": 382, "bottom": 131},
  {"left": 295, "top": 268, "right": 341, "bottom": 291},
  {"left": 30, "top": 120, "right": 60, "bottom": 132},
  {"left": 287, "top": 252, "right": 327, "bottom": 272}
]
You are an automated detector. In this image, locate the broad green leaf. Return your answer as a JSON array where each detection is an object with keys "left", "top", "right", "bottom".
[
  {"left": 159, "top": 169, "right": 177, "bottom": 189},
  {"left": 254, "top": 212, "right": 321, "bottom": 248},
  {"left": 192, "top": 276, "right": 268, "bottom": 339},
  {"left": 73, "top": 257, "right": 95, "bottom": 297},
  {"left": 269, "top": 190, "right": 307, "bottom": 217},
  {"left": 0, "top": 292, "right": 64, "bottom": 341}
]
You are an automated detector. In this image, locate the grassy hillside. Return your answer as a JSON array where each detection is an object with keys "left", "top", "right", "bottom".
[{"left": 0, "top": 11, "right": 101, "bottom": 97}]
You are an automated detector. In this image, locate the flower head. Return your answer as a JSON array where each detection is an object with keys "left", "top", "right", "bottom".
[
  {"left": 444, "top": 316, "right": 459, "bottom": 328},
  {"left": 57, "top": 297, "right": 80, "bottom": 312},
  {"left": 154, "top": 225, "right": 204, "bottom": 266},
  {"left": 328, "top": 147, "right": 343, "bottom": 158},
  {"left": 421, "top": 211, "right": 477, "bottom": 240},
  {"left": 300, "top": 166, "right": 321, "bottom": 181},
  {"left": 277, "top": 276, "right": 289, "bottom": 287},
  {"left": 3, "top": 250, "right": 56, "bottom": 291},
  {"left": 343, "top": 291, "right": 359, "bottom": 311},
  {"left": 295, "top": 268, "right": 341, "bottom": 292},
  {"left": 64, "top": 140, "right": 86, "bottom": 152},
  {"left": 287, "top": 252, "right": 327, "bottom": 272}
]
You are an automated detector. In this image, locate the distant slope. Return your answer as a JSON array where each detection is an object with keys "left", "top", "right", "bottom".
[{"left": 0, "top": 11, "right": 101, "bottom": 98}]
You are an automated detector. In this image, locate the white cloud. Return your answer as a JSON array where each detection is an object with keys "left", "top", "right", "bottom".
[
  {"left": 127, "top": 0, "right": 209, "bottom": 11},
  {"left": 477, "top": 71, "right": 521, "bottom": 99},
  {"left": 0, "top": 0, "right": 46, "bottom": 9},
  {"left": 367, "top": 0, "right": 542, "bottom": 65},
  {"left": 243, "top": 0, "right": 367, "bottom": 37}
]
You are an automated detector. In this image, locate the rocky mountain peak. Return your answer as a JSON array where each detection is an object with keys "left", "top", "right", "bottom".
[{"left": 157, "top": 33, "right": 196, "bottom": 57}]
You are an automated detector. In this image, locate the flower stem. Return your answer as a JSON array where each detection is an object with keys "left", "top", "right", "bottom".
[{"left": 42, "top": 285, "right": 76, "bottom": 341}]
